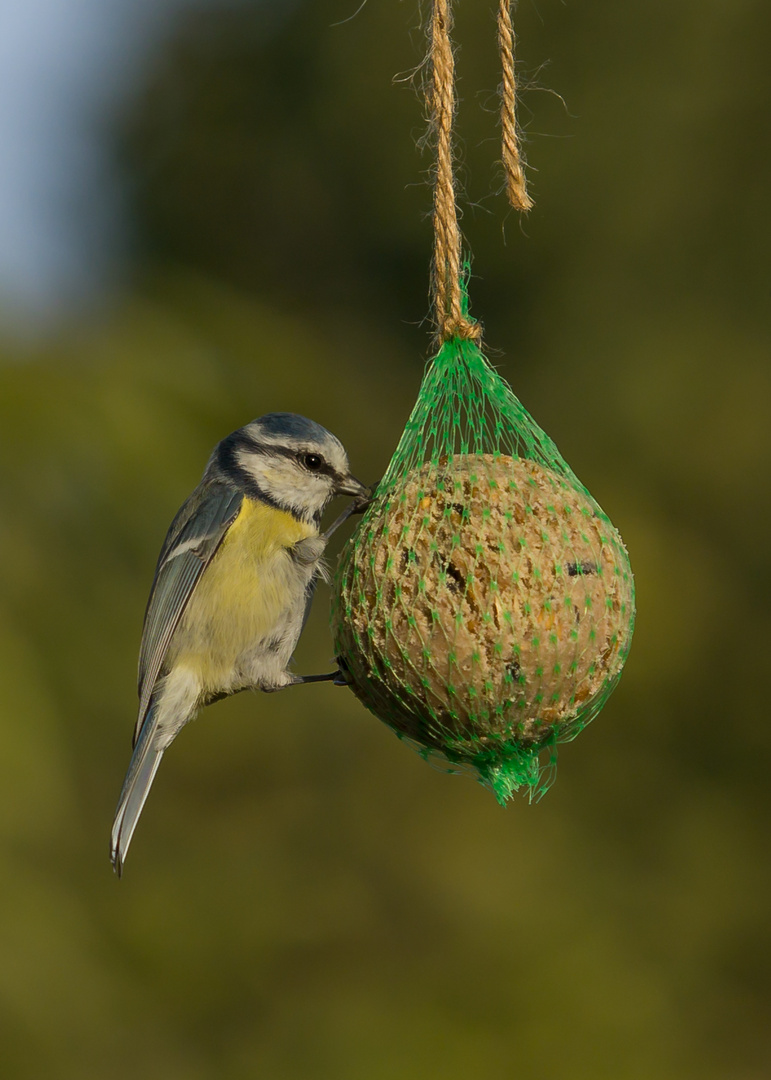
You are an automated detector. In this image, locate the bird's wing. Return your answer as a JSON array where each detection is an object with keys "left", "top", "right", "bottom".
[
  {"left": 300, "top": 575, "right": 318, "bottom": 639},
  {"left": 135, "top": 480, "right": 243, "bottom": 745}
]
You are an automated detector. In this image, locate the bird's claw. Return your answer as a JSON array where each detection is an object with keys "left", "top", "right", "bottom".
[
  {"left": 323, "top": 485, "right": 375, "bottom": 541},
  {"left": 333, "top": 657, "right": 353, "bottom": 687},
  {"left": 350, "top": 486, "right": 376, "bottom": 515}
]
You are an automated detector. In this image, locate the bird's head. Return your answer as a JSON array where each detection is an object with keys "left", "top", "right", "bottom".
[{"left": 214, "top": 413, "right": 369, "bottom": 523}]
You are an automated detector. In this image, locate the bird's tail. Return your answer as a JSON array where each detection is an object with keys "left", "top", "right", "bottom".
[
  {"left": 112, "top": 669, "right": 200, "bottom": 876},
  {"left": 110, "top": 699, "right": 166, "bottom": 877}
]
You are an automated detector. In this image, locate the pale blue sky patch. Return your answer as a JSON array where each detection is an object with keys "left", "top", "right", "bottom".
[{"left": 0, "top": 0, "right": 297, "bottom": 338}]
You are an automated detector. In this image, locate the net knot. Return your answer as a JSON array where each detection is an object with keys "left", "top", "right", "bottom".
[{"left": 442, "top": 316, "right": 482, "bottom": 344}]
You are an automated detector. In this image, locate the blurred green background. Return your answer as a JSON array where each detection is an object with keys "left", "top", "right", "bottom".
[{"left": 0, "top": 1, "right": 769, "bottom": 1077}]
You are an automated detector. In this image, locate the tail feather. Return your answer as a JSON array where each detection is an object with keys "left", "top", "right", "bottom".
[
  {"left": 111, "top": 706, "right": 165, "bottom": 877},
  {"left": 112, "top": 668, "right": 201, "bottom": 875}
]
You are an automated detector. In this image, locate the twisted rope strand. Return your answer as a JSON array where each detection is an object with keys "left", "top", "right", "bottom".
[
  {"left": 429, "top": 0, "right": 481, "bottom": 344},
  {"left": 498, "top": 0, "right": 533, "bottom": 211},
  {"left": 428, "top": 0, "right": 531, "bottom": 344}
]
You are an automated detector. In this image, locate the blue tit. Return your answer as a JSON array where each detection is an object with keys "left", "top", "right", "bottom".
[{"left": 111, "top": 412, "right": 369, "bottom": 875}]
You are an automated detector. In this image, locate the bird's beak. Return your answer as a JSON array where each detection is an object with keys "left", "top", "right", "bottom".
[{"left": 337, "top": 474, "right": 370, "bottom": 500}]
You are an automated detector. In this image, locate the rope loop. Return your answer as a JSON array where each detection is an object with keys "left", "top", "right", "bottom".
[{"left": 427, "top": 0, "right": 531, "bottom": 346}]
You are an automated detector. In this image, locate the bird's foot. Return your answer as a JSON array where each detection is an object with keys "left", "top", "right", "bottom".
[
  {"left": 290, "top": 671, "right": 339, "bottom": 686},
  {"left": 332, "top": 656, "right": 352, "bottom": 687},
  {"left": 289, "top": 661, "right": 352, "bottom": 687},
  {"left": 322, "top": 487, "right": 376, "bottom": 541}
]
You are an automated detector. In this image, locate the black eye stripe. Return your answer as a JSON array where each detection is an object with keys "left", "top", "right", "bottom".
[
  {"left": 234, "top": 436, "right": 340, "bottom": 481},
  {"left": 313, "top": 459, "right": 340, "bottom": 482},
  {"left": 215, "top": 431, "right": 346, "bottom": 525}
]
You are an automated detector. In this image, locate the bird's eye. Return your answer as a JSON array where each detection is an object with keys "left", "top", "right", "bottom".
[{"left": 303, "top": 453, "right": 323, "bottom": 472}]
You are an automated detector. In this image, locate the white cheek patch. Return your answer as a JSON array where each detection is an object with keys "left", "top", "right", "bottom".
[
  {"left": 236, "top": 449, "right": 293, "bottom": 492},
  {"left": 236, "top": 447, "right": 335, "bottom": 520}
]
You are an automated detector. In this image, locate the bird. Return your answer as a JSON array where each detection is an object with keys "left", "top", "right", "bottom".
[{"left": 111, "top": 412, "right": 369, "bottom": 875}]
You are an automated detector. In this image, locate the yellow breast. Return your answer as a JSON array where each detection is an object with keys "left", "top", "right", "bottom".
[{"left": 171, "top": 497, "right": 316, "bottom": 688}]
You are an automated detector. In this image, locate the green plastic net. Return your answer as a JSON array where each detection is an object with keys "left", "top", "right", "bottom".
[{"left": 331, "top": 322, "right": 635, "bottom": 803}]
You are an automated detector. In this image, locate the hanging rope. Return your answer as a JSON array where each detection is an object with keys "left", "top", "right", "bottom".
[
  {"left": 428, "top": 0, "right": 531, "bottom": 345},
  {"left": 332, "top": 0, "right": 634, "bottom": 808},
  {"left": 428, "top": 0, "right": 479, "bottom": 344},
  {"left": 498, "top": 0, "right": 533, "bottom": 211}
]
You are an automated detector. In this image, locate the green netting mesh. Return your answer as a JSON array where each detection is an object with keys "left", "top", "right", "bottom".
[{"left": 331, "top": 329, "right": 635, "bottom": 804}]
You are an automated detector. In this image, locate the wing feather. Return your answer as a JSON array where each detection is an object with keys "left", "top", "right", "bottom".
[{"left": 135, "top": 481, "right": 243, "bottom": 744}]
